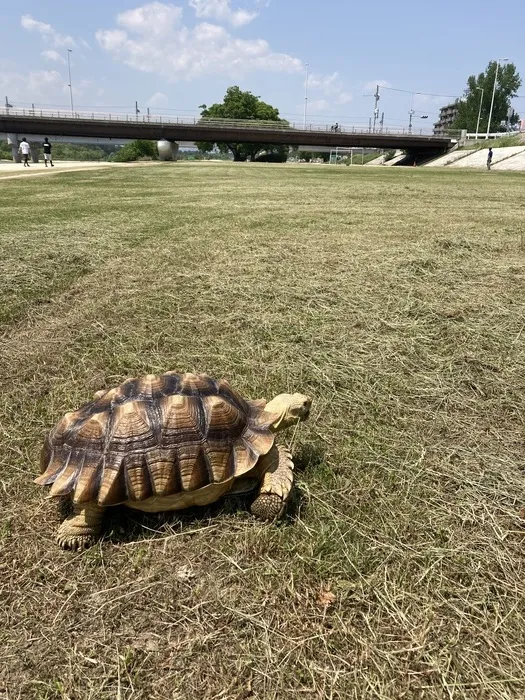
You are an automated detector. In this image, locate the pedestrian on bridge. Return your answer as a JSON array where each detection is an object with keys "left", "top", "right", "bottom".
[
  {"left": 43, "top": 137, "right": 54, "bottom": 167},
  {"left": 18, "top": 138, "right": 31, "bottom": 167}
]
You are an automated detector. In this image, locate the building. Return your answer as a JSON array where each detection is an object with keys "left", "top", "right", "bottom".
[{"left": 433, "top": 101, "right": 460, "bottom": 135}]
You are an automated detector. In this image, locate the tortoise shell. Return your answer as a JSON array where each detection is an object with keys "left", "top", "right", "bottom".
[{"left": 36, "top": 372, "right": 276, "bottom": 506}]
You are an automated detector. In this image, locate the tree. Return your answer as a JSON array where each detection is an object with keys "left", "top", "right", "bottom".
[
  {"left": 196, "top": 86, "right": 289, "bottom": 162},
  {"left": 453, "top": 61, "right": 521, "bottom": 133},
  {"left": 111, "top": 140, "right": 158, "bottom": 162}
]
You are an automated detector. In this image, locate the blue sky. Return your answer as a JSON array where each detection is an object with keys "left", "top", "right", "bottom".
[{"left": 1, "top": 0, "right": 524, "bottom": 131}]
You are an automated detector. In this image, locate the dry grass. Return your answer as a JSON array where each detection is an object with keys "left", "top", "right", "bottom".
[{"left": 1, "top": 162, "right": 525, "bottom": 699}]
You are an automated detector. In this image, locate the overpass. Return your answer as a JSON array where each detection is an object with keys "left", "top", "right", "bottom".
[{"left": 1, "top": 108, "right": 455, "bottom": 162}]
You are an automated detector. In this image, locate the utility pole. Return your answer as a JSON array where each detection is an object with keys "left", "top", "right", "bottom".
[
  {"left": 5, "top": 96, "right": 13, "bottom": 113},
  {"left": 135, "top": 101, "right": 140, "bottom": 120},
  {"left": 373, "top": 84, "right": 380, "bottom": 132},
  {"left": 486, "top": 58, "right": 508, "bottom": 139},
  {"left": 67, "top": 49, "right": 74, "bottom": 114},
  {"left": 475, "top": 87, "right": 484, "bottom": 140}
]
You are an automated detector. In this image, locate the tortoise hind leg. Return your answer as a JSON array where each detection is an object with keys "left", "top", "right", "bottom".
[
  {"left": 250, "top": 445, "right": 294, "bottom": 521},
  {"left": 57, "top": 502, "right": 105, "bottom": 550}
]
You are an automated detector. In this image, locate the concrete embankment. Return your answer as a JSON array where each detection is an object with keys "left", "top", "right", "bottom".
[{"left": 423, "top": 145, "right": 525, "bottom": 170}]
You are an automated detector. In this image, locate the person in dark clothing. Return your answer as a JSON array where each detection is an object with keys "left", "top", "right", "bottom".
[
  {"left": 487, "top": 147, "right": 493, "bottom": 170},
  {"left": 43, "top": 137, "right": 54, "bottom": 167}
]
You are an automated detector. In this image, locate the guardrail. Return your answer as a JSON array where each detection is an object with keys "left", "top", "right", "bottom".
[
  {"left": 0, "top": 107, "right": 453, "bottom": 140},
  {"left": 465, "top": 130, "right": 523, "bottom": 140}
]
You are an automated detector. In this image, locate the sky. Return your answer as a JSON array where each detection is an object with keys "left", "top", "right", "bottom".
[{"left": 1, "top": 0, "right": 524, "bottom": 132}]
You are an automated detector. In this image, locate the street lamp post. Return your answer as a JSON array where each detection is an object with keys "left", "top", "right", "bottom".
[
  {"left": 303, "top": 63, "right": 309, "bottom": 129},
  {"left": 67, "top": 49, "right": 74, "bottom": 114},
  {"left": 475, "top": 86, "right": 484, "bottom": 140},
  {"left": 486, "top": 58, "right": 508, "bottom": 139}
]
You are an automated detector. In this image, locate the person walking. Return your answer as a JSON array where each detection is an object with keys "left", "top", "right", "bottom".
[
  {"left": 19, "top": 138, "right": 31, "bottom": 167},
  {"left": 43, "top": 137, "right": 54, "bottom": 167},
  {"left": 487, "top": 147, "right": 493, "bottom": 170}
]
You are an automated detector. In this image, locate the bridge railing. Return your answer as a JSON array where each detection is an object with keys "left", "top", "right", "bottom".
[{"left": 0, "top": 107, "right": 452, "bottom": 140}]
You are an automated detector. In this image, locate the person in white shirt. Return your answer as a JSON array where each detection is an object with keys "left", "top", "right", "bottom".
[{"left": 19, "top": 138, "right": 31, "bottom": 167}]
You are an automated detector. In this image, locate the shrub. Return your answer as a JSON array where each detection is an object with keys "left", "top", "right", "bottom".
[{"left": 111, "top": 140, "right": 158, "bottom": 162}]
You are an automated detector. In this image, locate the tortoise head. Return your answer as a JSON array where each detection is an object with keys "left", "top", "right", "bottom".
[{"left": 264, "top": 393, "right": 312, "bottom": 432}]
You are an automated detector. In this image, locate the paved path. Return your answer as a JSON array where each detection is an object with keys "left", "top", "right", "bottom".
[{"left": 0, "top": 160, "right": 114, "bottom": 180}]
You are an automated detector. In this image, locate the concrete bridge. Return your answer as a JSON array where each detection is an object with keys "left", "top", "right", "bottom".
[{"left": 1, "top": 108, "right": 455, "bottom": 162}]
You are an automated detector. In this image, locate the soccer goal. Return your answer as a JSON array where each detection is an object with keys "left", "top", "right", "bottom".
[{"left": 329, "top": 147, "right": 366, "bottom": 165}]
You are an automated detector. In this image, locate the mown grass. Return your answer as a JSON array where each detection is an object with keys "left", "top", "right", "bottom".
[{"left": 1, "top": 162, "right": 525, "bottom": 699}]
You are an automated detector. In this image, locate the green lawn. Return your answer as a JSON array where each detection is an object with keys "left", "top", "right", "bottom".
[{"left": 1, "top": 162, "right": 525, "bottom": 699}]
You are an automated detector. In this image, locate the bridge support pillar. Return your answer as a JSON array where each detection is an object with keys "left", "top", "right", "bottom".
[
  {"left": 157, "top": 139, "right": 179, "bottom": 161},
  {"left": 7, "top": 133, "right": 21, "bottom": 163},
  {"left": 30, "top": 144, "right": 39, "bottom": 163}
]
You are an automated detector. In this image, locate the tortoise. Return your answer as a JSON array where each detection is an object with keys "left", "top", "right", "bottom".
[{"left": 36, "top": 372, "right": 312, "bottom": 550}]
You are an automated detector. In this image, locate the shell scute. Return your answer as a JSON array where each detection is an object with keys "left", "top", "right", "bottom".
[
  {"left": 145, "top": 448, "right": 181, "bottom": 496},
  {"left": 123, "top": 453, "right": 151, "bottom": 501}
]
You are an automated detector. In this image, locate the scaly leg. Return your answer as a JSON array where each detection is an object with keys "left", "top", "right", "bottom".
[
  {"left": 250, "top": 445, "right": 294, "bottom": 520},
  {"left": 57, "top": 502, "right": 105, "bottom": 550}
]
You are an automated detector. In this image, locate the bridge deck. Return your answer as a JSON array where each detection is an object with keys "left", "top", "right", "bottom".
[{"left": 1, "top": 109, "right": 454, "bottom": 151}]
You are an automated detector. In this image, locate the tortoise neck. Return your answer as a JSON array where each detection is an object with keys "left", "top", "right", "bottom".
[{"left": 265, "top": 396, "right": 289, "bottom": 433}]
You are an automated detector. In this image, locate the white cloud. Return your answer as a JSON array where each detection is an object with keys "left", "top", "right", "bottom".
[
  {"left": 309, "top": 72, "right": 353, "bottom": 105},
  {"left": 412, "top": 93, "right": 444, "bottom": 109},
  {"left": 336, "top": 91, "right": 353, "bottom": 105},
  {"left": 118, "top": 2, "right": 183, "bottom": 34},
  {"left": 41, "top": 49, "right": 66, "bottom": 64},
  {"left": 21, "top": 14, "right": 76, "bottom": 48},
  {"left": 307, "top": 99, "right": 330, "bottom": 113},
  {"left": 363, "top": 79, "right": 391, "bottom": 91},
  {"left": 72, "top": 79, "right": 94, "bottom": 99},
  {"left": 189, "top": 0, "right": 257, "bottom": 26},
  {"left": 96, "top": 2, "right": 301, "bottom": 80},
  {"left": 0, "top": 60, "right": 98, "bottom": 107},
  {"left": 0, "top": 66, "right": 64, "bottom": 104},
  {"left": 147, "top": 91, "right": 169, "bottom": 108}
]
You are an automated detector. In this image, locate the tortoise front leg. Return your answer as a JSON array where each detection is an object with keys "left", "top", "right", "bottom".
[
  {"left": 57, "top": 502, "right": 105, "bottom": 551},
  {"left": 250, "top": 445, "right": 294, "bottom": 520}
]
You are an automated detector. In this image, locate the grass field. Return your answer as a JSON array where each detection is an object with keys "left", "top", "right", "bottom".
[{"left": 1, "top": 162, "right": 525, "bottom": 699}]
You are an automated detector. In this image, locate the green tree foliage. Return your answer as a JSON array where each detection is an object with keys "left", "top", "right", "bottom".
[
  {"left": 50, "top": 143, "right": 113, "bottom": 161},
  {"left": 453, "top": 61, "right": 521, "bottom": 133},
  {"left": 0, "top": 141, "right": 11, "bottom": 160},
  {"left": 196, "top": 86, "right": 290, "bottom": 162},
  {"left": 111, "top": 140, "right": 158, "bottom": 162},
  {"left": 296, "top": 150, "right": 330, "bottom": 163},
  {"left": 253, "top": 146, "right": 289, "bottom": 162}
]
